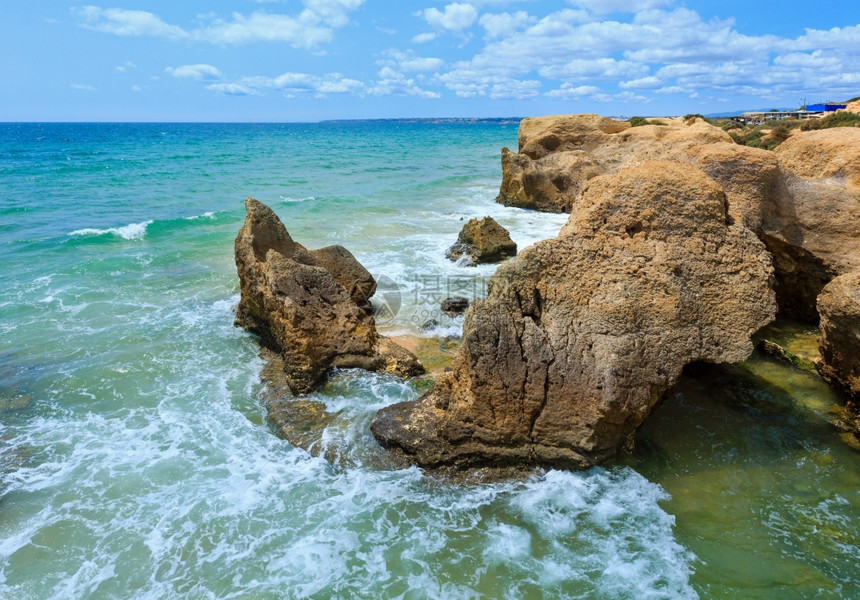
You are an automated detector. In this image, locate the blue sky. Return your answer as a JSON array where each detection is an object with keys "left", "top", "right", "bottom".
[{"left": 2, "top": 1, "right": 859, "bottom": 121}]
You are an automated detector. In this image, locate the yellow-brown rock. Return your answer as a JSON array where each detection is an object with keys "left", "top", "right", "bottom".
[
  {"left": 496, "top": 114, "right": 732, "bottom": 213},
  {"left": 372, "top": 163, "right": 776, "bottom": 471},
  {"left": 234, "top": 197, "right": 423, "bottom": 394}
]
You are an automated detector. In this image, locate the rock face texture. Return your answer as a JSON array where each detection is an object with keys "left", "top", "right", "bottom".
[
  {"left": 817, "top": 271, "right": 860, "bottom": 401},
  {"left": 498, "top": 115, "right": 860, "bottom": 322},
  {"left": 372, "top": 164, "right": 776, "bottom": 471},
  {"left": 235, "top": 197, "right": 423, "bottom": 394},
  {"left": 496, "top": 114, "right": 731, "bottom": 213},
  {"left": 768, "top": 129, "right": 860, "bottom": 319},
  {"left": 446, "top": 216, "right": 517, "bottom": 265}
]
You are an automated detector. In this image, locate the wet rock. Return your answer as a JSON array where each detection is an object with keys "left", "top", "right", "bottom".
[
  {"left": 446, "top": 216, "right": 517, "bottom": 266},
  {"left": 441, "top": 297, "right": 469, "bottom": 315},
  {"left": 756, "top": 339, "right": 817, "bottom": 372},
  {"left": 234, "top": 197, "right": 423, "bottom": 395},
  {"left": 373, "top": 163, "right": 776, "bottom": 471}
]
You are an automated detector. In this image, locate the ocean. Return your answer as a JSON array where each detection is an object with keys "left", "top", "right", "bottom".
[{"left": 1, "top": 122, "right": 858, "bottom": 599}]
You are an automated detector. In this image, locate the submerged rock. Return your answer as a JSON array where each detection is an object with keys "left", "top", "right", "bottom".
[
  {"left": 372, "top": 163, "right": 776, "bottom": 471},
  {"left": 234, "top": 197, "right": 423, "bottom": 395},
  {"left": 446, "top": 216, "right": 517, "bottom": 265}
]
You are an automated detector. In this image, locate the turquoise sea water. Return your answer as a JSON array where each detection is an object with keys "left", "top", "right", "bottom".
[{"left": 1, "top": 122, "right": 858, "bottom": 599}]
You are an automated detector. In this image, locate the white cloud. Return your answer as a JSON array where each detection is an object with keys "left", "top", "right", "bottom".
[
  {"left": 421, "top": 3, "right": 478, "bottom": 32},
  {"left": 539, "top": 58, "right": 648, "bottom": 81},
  {"left": 379, "top": 49, "right": 444, "bottom": 73},
  {"left": 70, "top": 83, "right": 97, "bottom": 91},
  {"left": 165, "top": 64, "right": 224, "bottom": 82},
  {"left": 74, "top": 2, "right": 365, "bottom": 48},
  {"left": 545, "top": 84, "right": 600, "bottom": 99},
  {"left": 567, "top": 0, "right": 674, "bottom": 14},
  {"left": 412, "top": 32, "right": 438, "bottom": 43},
  {"left": 369, "top": 67, "right": 440, "bottom": 98},
  {"left": 489, "top": 79, "right": 541, "bottom": 99},
  {"left": 131, "top": 85, "right": 142, "bottom": 92},
  {"left": 115, "top": 61, "right": 137, "bottom": 73},
  {"left": 194, "top": 12, "right": 333, "bottom": 47},
  {"left": 478, "top": 11, "right": 534, "bottom": 39},
  {"left": 618, "top": 75, "right": 661, "bottom": 89},
  {"left": 73, "top": 6, "right": 188, "bottom": 39},
  {"left": 205, "top": 83, "right": 259, "bottom": 96}
]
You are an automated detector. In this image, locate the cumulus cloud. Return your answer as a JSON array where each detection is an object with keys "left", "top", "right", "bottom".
[
  {"left": 165, "top": 64, "right": 223, "bottom": 82},
  {"left": 205, "top": 83, "right": 259, "bottom": 96},
  {"left": 489, "top": 79, "right": 541, "bottom": 99},
  {"left": 412, "top": 32, "right": 438, "bottom": 43},
  {"left": 567, "top": 0, "right": 674, "bottom": 14},
  {"left": 379, "top": 49, "right": 444, "bottom": 73},
  {"left": 74, "top": 1, "right": 365, "bottom": 48},
  {"left": 74, "top": 6, "right": 188, "bottom": 39},
  {"left": 421, "top": 3, "right": 478, "bottom": 32},
  {"left": 478, "top": 11, "right": 534, "bottom": 39},
  {"left": 369, "top": 67, "right": 440, "bottom": 98}
]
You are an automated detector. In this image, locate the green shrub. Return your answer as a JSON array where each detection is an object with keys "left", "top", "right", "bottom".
[
  {"left": 629, "top": 116, "right": 666, "bottom": 127},
  {"left": 819, "top": 111, "right": 860, "bottom": 128},
  {"left": 800, "top": 119, "right": 822, "bottom": 131},
  {"left": 683, "top": 113, "right": 705, "bottom": 120}
]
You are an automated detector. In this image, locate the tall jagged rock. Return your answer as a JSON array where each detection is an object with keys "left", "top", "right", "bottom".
[
  {"left": 235, "top": 197, "right": 422, "bottom": 394},
  {"left": 373, "top": 163, "right": 776, "bottom": 471}
]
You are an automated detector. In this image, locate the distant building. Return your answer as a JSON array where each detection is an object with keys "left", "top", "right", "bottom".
[
  {"left": 806, "top": 103, "right": 847, "bottom": 112},
  {"left": 730, "top": 110, "right": 823, "bottom": 125}
]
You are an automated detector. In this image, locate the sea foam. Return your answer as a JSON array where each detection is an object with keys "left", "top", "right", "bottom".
[{"left": 69, "top": 220, "right": 153, "bottom": 240}]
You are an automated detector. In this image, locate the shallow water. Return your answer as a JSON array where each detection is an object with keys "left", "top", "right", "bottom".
[{"left": 1, "top": 122, "right": 858, "bottom": 599}]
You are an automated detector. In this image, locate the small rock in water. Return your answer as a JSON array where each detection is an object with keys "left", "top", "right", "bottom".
[
  {"left": 440, "top": 297, "right": 469, "bottom": 315},
  {"left": 446, "top": 216, "right": 517, "bottom": 266}
]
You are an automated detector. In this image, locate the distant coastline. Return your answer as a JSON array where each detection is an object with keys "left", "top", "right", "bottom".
[{"left": 318, "top": 117, "right": 523, "bottom": 125}]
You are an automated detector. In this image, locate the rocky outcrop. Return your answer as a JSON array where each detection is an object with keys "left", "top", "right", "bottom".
[
  {"left": 373, "top": 163, "right": 776, "bottom": 471},
  {"left": 235, "top": 197, "right": 423, "bottom": 394},
  {"left": 446, "top": 216, "right": 517, "bottom": 265},
  {"left": 496, "top": 114, "right": 732, "bottom": 213},
  {"left": 817, "top": 271, "right": 860, "bottom": 400},
  {"left": 817, "top": 271, "right": 860, "bottom": 448},
  {"left": 767, "top": 128, "right": 860, "bottom": 320},
  {"left": 498, "top": 115, "right": 860, "bottom": 322}
]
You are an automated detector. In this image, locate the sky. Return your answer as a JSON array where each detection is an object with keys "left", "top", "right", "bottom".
[{"left": 2, "top": 0, "right": 859, "bottom": 121}]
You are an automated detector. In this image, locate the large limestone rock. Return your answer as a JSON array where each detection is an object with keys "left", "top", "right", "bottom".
[
  {"left": 446, "top": 216, "right": 517, "bottom": 265},
  {"left": 496, "top": 114, "right": 732, "bottom": 213},
  {"left": 498, "top": 115, "right": 860, "bottom": 322},
  {"left": 768, "top": 128, "right": 860, "bottom": 319},
  {"left": 817, "top": 271, "right": 860, "bottom": 400},
  {"left": 235, "top": 197, "right": 423, "bottom": 394},
  {"left": 373, "top": 163, "right": 776, "bottom": 471}
]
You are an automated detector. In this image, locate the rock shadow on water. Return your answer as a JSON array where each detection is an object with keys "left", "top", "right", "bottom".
[{"left": 620, "top": 336, "right": 860, "bottom": 599}]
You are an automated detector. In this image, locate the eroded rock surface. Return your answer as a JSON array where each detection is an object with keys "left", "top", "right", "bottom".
[
  {"left": 498, "top": 115, "right": 860, "bottom": 322},
  {"left": 373, "top": 164, "right": 776, "bottom": 471},
  {"left": 446, "top": 216, "right": 517, "bottom": 265},
  {"left": 817, "top": 271, "right": 860, "bottom": 400},
  {"left": 235, "top": 197, "right": 423, "bottom": 394},
  {"left": 496, "top": 114, "right": 731, "bottom": 213}
]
